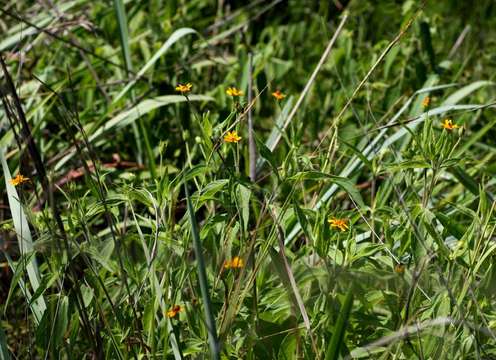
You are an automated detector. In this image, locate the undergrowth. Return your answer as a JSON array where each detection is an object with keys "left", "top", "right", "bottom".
[{"left": 1, "top": 0, "right": 496, "bottom": 359}]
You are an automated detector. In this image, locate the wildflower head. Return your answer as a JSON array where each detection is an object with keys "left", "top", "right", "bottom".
[
  {"left": 272, "top": 90, "right": 286, "bottom": 101},
  {"left": 175, "top": 83, "right": 192, "bottom": 94},
  {"left": 394, "top": 263, "right": 405, "bottom": 274},
  {"left": 224, "top": 131, "right": 242, "bottom": 143},
  {"left": 422, "top": 96, "right": 430, "bottom": 108},
  {"left": 441, "top": 118, "right": 459, "bottom": 130},
  {"left": 226, "top": 87, "right": 243, "bottom": 97},
  {"left": 224, "top": 256, "right": 244, "bottom": 269},
  {"left": 328, "top": 217, "right": 349, "bottom": 232},
  {"left": 9, "top": 174, "right": 30, "bottom": 187},
  {"left": 166, "top": 305, "right": 183, "bottom": 318}
]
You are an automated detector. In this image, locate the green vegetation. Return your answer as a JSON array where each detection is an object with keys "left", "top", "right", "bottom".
[{"left": 1, "top": 0, "right": 496, "bottom": 358}]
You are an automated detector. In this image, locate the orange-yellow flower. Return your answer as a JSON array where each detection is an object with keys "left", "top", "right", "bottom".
[
  {"left": 328, "top": 217, "right": 349, "bottom": 232},
  {"left": 226, "top": 87, "right": 243, "bottom": 97},
  {"left": 394, "top": 263, "right": 405, "bottom": 274},
  {"left": 10, "top": 174, "right": 29, "bottom": 187},
  {"left": 272, "top": 90, "right": 286, "bottom": 101},
  {"left": 441, "top": 118, "right": 459, "bottom": 130},
  {"left": 224, "top": 256, "right": 244, "bottom": 269},
  {"left": 175, "top": 83, "right": 192, "bottom": 94},
  {"left": 166, "top": 305, "right": 183, "bottom": 318},
  {"left": 224, "top": 131, "right": 242, "bottom": 143},
  {"left": 422, "top": 96, "right": 430, "bottom": 108}
]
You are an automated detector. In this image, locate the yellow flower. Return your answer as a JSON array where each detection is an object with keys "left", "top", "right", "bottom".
[
  {"left": 441, "top": 118, "right": 459, "bottom": 130},
  {"left": 166, "top": 305, "right": 183, "bottom": 318},
  {"left": 224, "top": 256, "right": 244, "bottom": 269},
  {"left": 394, "top": 263, "right": 405, "bottom": 274},
  {"left": 226, "top": 87, "right": 243, "bottom": 97},
  {"left": 422, "top": 96, "right": 430, "bottom": 108},
  {"left": 224, "top": 131, "right": 242, "bottom": 143},
  {"left": 175, "top": 83, "right": 192, "bottom": 94},
  {"left": 9, "top": 174, "right": 30, "bottom": 187},
  {"left": 272, "top": 90, "right": 286, "bottom": 101},
  {"left": 328, "top": 217, "right": 349, "bottom": 232}
]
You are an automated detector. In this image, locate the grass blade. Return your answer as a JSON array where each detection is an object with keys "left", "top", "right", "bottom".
[
  {"left": 442, "top": 80, "right": 494, "bottom": 105},
  {"left": 113, "top": 0, "right": 133, "bottom": 73},
  {"left": 271, "top": 210, "right": 320, "bottom": 357},
  {"left": 114, "top": 28, "right": 198, "bottom": 103},
  {"left": 1, "top": 149, "right": 46, "bottom": 324},
  {"left": 269, "top": 15, "right": 348, "bottom": 154},
  {"left": 184, "top": 180, "right": 220, "bottom": 360},
  {"left": 0, "top": 323, "right": 10, "bottom": 360},
  {"left": 325, "top": 287, "right": 354, "bottom": 360}
]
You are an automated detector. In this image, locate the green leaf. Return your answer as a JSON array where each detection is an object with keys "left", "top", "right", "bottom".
[
  {"left": 255, "top": 134, "right": 280, "bottom": 178},
  {"left": 435, "top": 212, "right": 465, "bottom": 240},
  {"left": 237, "top": 184, "right": 251, "bottom": 233},
  {"left": 448, "top": 166, "right": 479, "bottom": 197},
  {"left": 293, "top": 201, "right": 314, "bottom": 245},
  {"left": 386, "top": 159, "right": 431, "bottom": 171},
  {"left": 277, "top": 332, "right": 299, "bottom": 360}
]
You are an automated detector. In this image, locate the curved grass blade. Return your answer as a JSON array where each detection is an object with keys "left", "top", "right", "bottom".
[
  {"left": 114, "top": 28, "right": 198, "bottom": 103},
  {"left": 184, "top": 180, "right": 220, "bottom": 360},
  {"left": 442, "top": 80, "right": 494, "bottom": 105},
  {"left": 90, "top": 95, "right": 214, "bottom": 142}
]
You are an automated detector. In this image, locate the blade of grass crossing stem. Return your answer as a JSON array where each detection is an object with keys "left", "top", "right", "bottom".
[
  {"left": 325, "top": 287, "right": 354, "bottom": 360},
  {"left": 185, "top": 181, "right": 220, "bottom": 360},
  {"left": 1, "top": 149, "right": 46, "bottom": 324}
]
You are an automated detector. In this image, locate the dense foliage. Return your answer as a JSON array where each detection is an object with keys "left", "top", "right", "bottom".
[{"left": 1, "top": 0, "right": 496, "bottom": 358}]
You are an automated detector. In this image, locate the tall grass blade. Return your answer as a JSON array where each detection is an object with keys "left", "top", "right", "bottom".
[
  {"left": 113, "top": 0, "right": 150, "bottom": 171},
  {"left": 113, "top": 0, "right": 133, "bottom": 74},
  {"left": 1, "top": 149, "right": 46, "bottom": 324},
  {"left": 184, "top": 180, "right": 220, "bottom": 360},
  {"left": 325, "top": 287, "right": 354, "bottom": 360}
]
